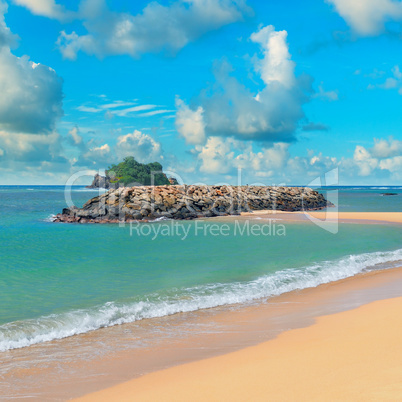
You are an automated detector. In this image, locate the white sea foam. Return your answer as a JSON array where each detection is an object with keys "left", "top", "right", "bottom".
[
  {"left": 149, "top": 216, "right": 170, "bottom": 222},
  {"left": 72, "top": 188, "right": 108, "bottom": 193},
  {"left": 43, "top": 214, "right": 56, "bottom": 222},
  {"left": 1, "top": 248, "right": 402, "bottom": 351}
]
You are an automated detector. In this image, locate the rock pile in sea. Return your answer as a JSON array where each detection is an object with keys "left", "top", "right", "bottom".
[{"left": 54, "top": 185, "right": 332, "bottom": 223}]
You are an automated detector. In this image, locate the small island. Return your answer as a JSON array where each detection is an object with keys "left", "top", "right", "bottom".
[
  {"left": 86, "top": 156, "right": 177, "bottom": 189},
  {"left": 55, "top": 184, "right": 331, "bottom": 223}
]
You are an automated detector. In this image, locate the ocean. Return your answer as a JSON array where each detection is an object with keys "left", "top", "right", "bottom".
[{"left": 0, "top": 185, "right": 401, "bottom": 352}]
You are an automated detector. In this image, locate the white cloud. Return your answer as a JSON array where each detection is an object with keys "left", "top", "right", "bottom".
[
  {"left": 82, "top": 143, "right": 111, "bottom": 166},
  {"left": 372, "top": 137, "right": 402, "bottom": 157},
  {"left": 195, "top": 137, "right": 235, "bottom": 174},
  {"left": 115, "top": 130, "right": 162, "bottom": 163},
  {"left": 191, "top": 136, "right": 341, "bottom": 182},
  {"left": 138, "top": 109, "right": 175, "bottom": 117},
  {"left": 175, "top": 98, "right": 206, "bottom": 145},
  {"left": 175, "top": 25, "right": 310, "bottom": 143},
  {"left": 55, "top": 0, "right": 252, "bottom": 60},
  {"left": 75, "top": 102, "right": 169, "bottom": 118},
  {"left": 0, "top": 130, "right": 65, "bottom": 163},
  {"left": 0, "top": 1, "right": 63, "bottom": 136},
  {"left": 190, "top": 135, "right": 402, "bottom": 183},
  {"left": 354, "top": 145, "right": 379, "bottom": 175},
  {"left": 370, "top": 65, "right": 402, "bottom": 94},
  {"left": 12, "top": 0, "right": 75, "bottom": 21},
  {"left": 234, "top": 142, "right": 289, "bottom": 173},
  {"left": 250, "top": 25, "right": 295, "bottom": 88},
  {"left": 99, "top": 101, "right": 136, "bottom": 110},
  {"left": 327, "top": 0, "right": 402, "bottom": 36},
  {"left": 353, "top": 138, "right": 402, "bottom": 177},
  {"left": 76, "top": 105, "right": 102, "bottom": 113},
  {"left": 379, "top": 155, "right": 402, "bottom": 172},
  {"left": 113, "top": 105, "right": 157, "bottom": 117},
  {"left": 0, "top": 48, "right": 63, "bottom": 134},
  {"left": 0, "top": 1, "right": 69, "bottom": 178}
]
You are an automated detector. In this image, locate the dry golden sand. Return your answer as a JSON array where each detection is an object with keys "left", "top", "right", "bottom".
[
  {"left": 240, "top": 210, "right": 402, "bottom": 224},
  {"left": 75, "top": 296, "right": 402, "bottom": 402},
  {"left": 308, "top": 211, "right": 402, "bottom": 224}
]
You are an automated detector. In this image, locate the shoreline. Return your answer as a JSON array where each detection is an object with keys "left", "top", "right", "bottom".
[
  {"left": 1, "top": 214, "right": 401, "bottom": 400},
  {"left": 75, "top": 295, "right": 402, "bottom": 401},
  {"left": 4, "top": 264, "right": 402, "bottom": 400}
]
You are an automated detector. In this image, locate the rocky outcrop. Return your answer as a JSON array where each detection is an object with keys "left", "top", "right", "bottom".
[
  {"left": 86, "top": 173, "right": 116, "bottom": 189},
  {"left": 54, "top": 185, "right": 332, "bottom": 223}
]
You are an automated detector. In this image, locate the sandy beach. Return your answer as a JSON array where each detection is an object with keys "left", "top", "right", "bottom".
[
  {"left": 2, "top": 0, "right": 402, "bottom": 399},
  {"left": 240, "top": 210, "right": 402, "bottom": 224},
  {"left": 76, "top": 295, "right": 402, "bottom": 401}
]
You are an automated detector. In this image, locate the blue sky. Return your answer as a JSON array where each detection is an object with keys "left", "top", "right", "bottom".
[{"left": 0, "top": 0, "right": 402, "bottom": 185}]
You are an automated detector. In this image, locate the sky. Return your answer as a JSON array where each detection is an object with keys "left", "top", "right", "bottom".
[{"left": 0, "top": 0, "right": 402, "bottom": 186}]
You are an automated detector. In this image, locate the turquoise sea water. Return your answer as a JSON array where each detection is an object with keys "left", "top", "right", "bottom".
[
  {"left": 0, "top": 186, "right": 401, "bottom": 351},
  {"left": 318, "top": 186, "right": 402, "bottom": 212}
]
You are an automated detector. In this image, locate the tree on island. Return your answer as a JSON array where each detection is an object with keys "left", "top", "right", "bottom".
[{"left": 107, "top": 156, "right": 171, "bottom": 186}]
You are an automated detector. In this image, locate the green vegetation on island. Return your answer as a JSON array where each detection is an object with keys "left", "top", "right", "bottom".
[{"left": 107, "top": 156, "right": 171, "bottom": 186}]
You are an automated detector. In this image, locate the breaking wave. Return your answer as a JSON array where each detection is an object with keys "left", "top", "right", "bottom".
[{"left": 1, "top": 248, "right": 402, "bottom": 351}]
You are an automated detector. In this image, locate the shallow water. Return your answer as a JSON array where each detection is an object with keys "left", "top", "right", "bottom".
[
  {"left": 318, "top": 185, "right": 402, "bottom": 212},
  {"left": 0, "top": 186, "right": 401, "bottom": 351}
]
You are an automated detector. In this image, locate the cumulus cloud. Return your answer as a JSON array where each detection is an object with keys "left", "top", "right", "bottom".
[
  {"left": 0, "top": 130, "right": 67, "bottom": 168},
  {"left": 353, "top": 137, "right": 402, "bottom": 176},
  {"left": 12, "top": 0, "right": 75, "bottom": 21},
  {"left": 69, "top": 125, "right": 165, "bottom": 172},
  {"left": 0, "top": 1, "right": 68, "bottom": 181},
  {"left": 55, "top": 0, "right": 251, "bottom": 59},
  {"left": 81, "top": 143, "right": 112, "bottom": 167},
  {"left": 371, "top": 137, "right": 402, "bottom": 157},
  {"left": 192, "top": 136, "right": 339, "bottom": 182},
  {"left": 327, "top": 0, "right": 402, "bottom": 36},
  {"left": 0, "top": 2, "right": 63, "bottom": 135},
  {"left": 234, "top": 142, "right": 290, "bottom": 176},
  {"left": 115, "top": 130, "right": 162, "bottom": 163},
  {"left": 353, "top": 145, "right": 379, "bottom": 175},
  {"left": 379, "top": 155, "right": 402, "bottom": 172},
  {"left": 195, "top": 137, "right": 235, "bottom": 174},
  {"left": 190, "top": 134, "right": 402, "bottom": 184},
  {"left": 175, "top": 97, "right": 206, "bottom": 145},
  {"left": 176, "top": 25, "right": 311, "bottom": 144},
  {"left": 0, "top": 50, "right": 64, "bottom": 134},
  {"left": 250, "top": 25, "right": 295, "bottom": 88}
]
